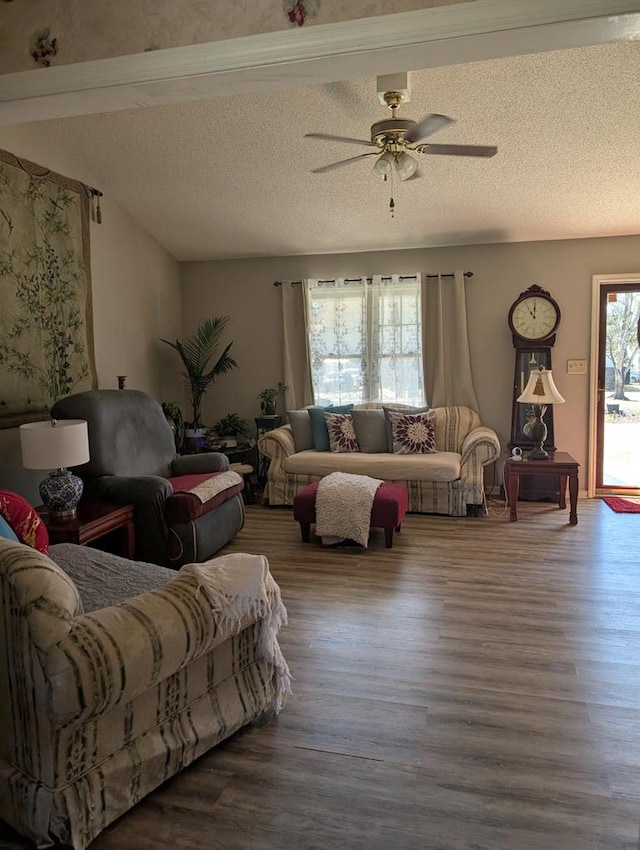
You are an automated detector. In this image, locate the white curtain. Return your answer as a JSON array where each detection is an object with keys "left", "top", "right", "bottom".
[
  {"left": 306, "top": 275, "right": 424, "bottom": 405},
  {"left": 422, "top": 270, "right": 479, "bottom": 411},
  {"left": 281, "top": 281, "right": 314, "bottom": 410}
]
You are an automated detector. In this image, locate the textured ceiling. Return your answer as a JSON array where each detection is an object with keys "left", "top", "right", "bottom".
[{"left": 26, "top": 41, "right": 640, "bottom": 261}]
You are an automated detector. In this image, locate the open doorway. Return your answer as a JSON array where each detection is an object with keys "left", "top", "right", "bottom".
[{"left": 589, "top": 275, "right": 640, "bottom": 496}]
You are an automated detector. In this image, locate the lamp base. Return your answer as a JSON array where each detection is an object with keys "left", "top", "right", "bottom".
[
  {"left": 523, "top": 411, "right": 549, "bottom": 460},
  {"left": 39, "top": 469, "right": 84, "bottom": 517},
  {"left": 526, "top": 444, "right": 550, "bottom": 460}
]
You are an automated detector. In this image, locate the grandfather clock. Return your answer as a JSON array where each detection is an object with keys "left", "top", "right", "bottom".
[{"left": 508, "top": 284, "right": 562, "bottom": 500}]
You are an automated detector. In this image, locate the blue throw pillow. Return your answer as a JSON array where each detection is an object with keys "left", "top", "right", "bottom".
[
  {"left": 0, "top": 513, "right": 19, "bottom": 543},
  {"left": 308, "top": 404, "right": 354, "bottom": 451}
]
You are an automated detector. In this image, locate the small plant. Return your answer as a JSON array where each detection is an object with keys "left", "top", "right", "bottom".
[
  {"left": 211, "top": 413, "right": 250, "bottom": 440},
  {"left": 161, "top": 401, "right": 185, "bottom": 451},
  {"left": 257, "top": 382, "right": 289, "bottom": 415}
]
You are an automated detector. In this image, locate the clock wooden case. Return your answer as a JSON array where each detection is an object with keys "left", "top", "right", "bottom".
[
  {"left": 510, "top": 347, "right": 557, "bottom": 452},
  {"left": 508, "top": 285, "right": 562, "bottom": 500}
]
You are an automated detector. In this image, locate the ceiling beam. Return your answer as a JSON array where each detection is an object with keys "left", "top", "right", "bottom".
[{"left": 1, "top": 0, "right": 639, "bottom": 125}]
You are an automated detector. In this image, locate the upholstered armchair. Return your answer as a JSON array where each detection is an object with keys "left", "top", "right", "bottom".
[{"left": 51, "top": 390, "right": 245, "bottom": 567}]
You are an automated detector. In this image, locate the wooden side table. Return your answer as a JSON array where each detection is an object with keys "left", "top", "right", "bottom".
[
  {"left": 218, "top": 442, "right": 258, "bottom": 472},
  {"left": 38, "top": 499, "right": 136, "bottom": 557},
  {"left": 505, "top": 451, "right": 579, "bottom": 524},
  {"left": 228, "top": 462, "right": 256, "bottom": 505}
]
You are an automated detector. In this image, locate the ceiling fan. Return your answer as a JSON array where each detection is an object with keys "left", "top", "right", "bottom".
[{"left": 305, "top": 89, "right": 498, "bottom": 185}]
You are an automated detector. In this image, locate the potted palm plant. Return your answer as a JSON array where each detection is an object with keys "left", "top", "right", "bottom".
[
  {"left": 257, "top": 382, "right": 289, "bottom": 415},
  {"left": 161, "top": 316, "right": 238, "bottom": 448}
]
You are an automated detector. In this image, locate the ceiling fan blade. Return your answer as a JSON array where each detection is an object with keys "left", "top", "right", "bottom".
[
  {"left": 305, "top": 132, "right": 375, "bottom": 148},
  {"left": 311, "top": 152, "right": 380, "bottom": 174},
  {"left": 403, "top": 113, "right": 454, "bottom": 144},
  {"left": 418, "top": 143, "right": 498, "bottom": 158}
]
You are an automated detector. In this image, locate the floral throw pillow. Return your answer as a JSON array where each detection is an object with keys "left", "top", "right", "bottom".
[
  {"left": 388, "top": 411, "right": 437, "bottom": 455},
  {"left": 324, "top": 412, "right": 359, "bottom": 453},
  {"left": 0, "top": 490, "right": 49, "bottom": 553}
]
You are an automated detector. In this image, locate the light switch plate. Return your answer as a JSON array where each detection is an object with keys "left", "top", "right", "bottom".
[{"left": 567, "top": 359, "right": 587, "bottom": 374}]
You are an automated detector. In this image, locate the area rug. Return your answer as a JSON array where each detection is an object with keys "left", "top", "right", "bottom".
[{"left": 603, "top": 497, "right": 640, "bottom": 513}]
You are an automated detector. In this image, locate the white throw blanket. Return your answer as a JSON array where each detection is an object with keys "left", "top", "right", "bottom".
[
  {"left": 315, "top": 471, "right": 383, "bottom": 547},
  {"left": 180, "top": 553, "right": 291, "bottom": 712},
  {"left": 184, "top": 470, "right": 243, "bottom": 503}
]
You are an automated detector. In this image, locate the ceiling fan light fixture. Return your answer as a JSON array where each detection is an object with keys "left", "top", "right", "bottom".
[
  {"left": 372, "top": 151, "right": 394, "bottom": 180},
  {"left": 395, "top": 151, "right": 418, "bottom": 181}
]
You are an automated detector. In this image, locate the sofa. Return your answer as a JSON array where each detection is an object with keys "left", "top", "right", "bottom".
[
  {"left": 51, "top": 389, "right": 245, "bottom": 567},
  {"left": 259, "top": 403, "right": 500, "bottom": 516},
  {"left": 0, "top": 536, "right": 291, "bottom": 850}
]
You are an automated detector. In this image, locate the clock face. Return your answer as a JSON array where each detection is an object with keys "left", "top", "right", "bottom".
[{"left": 510, "top": 295, "right": 559, "bottom": 340}]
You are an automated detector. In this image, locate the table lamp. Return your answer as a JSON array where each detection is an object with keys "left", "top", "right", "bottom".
[
  {"left": 19, "top": 419, "right": 90, "bottom": 516},
  {"left": 517, "top": 366, "right": 565, "bottom": 460}
]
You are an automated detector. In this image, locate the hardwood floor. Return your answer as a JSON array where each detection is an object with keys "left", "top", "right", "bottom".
[{"left": 3, "top": 498, "right": 640, "bottom": 849}]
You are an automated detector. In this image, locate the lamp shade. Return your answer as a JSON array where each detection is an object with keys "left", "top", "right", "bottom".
[
  {"left": 395, "top": 151, "right": 418, "bottom": 181},
  {"left": 372, "top": 151, "right": 394, "bottom": 180},
  {"left": 19, "top": 419, "right": 90, "bottom": 470},
  {"left": 517, "top": 367, "right": 565, "bottom": 405}
]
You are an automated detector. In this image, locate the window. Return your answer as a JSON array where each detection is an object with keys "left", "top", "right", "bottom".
[{"left": 306, "top": 275, "right": 424, "bottom": 406}]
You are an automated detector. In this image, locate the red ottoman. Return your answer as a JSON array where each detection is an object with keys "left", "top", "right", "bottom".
[{"left": 293, "top": 481, "right": 408, "bottom": 549}]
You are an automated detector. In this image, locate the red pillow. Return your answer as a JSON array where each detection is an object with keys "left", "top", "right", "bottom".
[{"left": 0, "top": 490, "right": 49, "bottom": 554}]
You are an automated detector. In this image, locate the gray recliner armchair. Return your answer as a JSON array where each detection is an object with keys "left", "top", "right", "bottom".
[{"left": 51, "top": 390, "right": 245, "bottom": 567}]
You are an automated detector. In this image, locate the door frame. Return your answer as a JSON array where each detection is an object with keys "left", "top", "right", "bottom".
[{"left": 588, "top": 273, "right": 640, "bottom": 496}]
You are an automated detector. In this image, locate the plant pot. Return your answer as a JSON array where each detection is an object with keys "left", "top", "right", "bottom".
[
  {"left": 184, "top": 427, "right": 207, "bottom": 452},
  {"left": 263, "top": 402, "right": 277, "bottom": 416}
]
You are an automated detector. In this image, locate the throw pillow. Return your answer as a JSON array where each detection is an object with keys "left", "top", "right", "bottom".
[
  {"left": 383, "top": 404, "right": 430, "bottom": 451},
  {"left": 287, "top": 409, "right": 315, "bottom": 451},
  {"left": 0, "top": 513, "right": 20, "bottom": 543},
  {"left": 0, "top": 490, "right": 49, "bottom": 553},
  {"left": 308, "top": 404, "right": 354, "bottom": 451},
  {"left": 324, "top": 413, "right": 359, "bottom": 453},
  {"left": 351, "top": 408, "right": 388, "bottom": 453},
  {"left": 388, "top": 411, "right": 437, "bottom": 455}
]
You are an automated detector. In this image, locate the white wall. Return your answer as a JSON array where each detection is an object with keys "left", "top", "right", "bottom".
[
  {"left": 0, "top": 126, "right": 183, "bottom": 502},
  {"left": 182, "top": 233, "right": 640, "bottom": 477}
]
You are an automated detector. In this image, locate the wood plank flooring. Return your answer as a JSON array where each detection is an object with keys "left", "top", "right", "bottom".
[{"left": 2, "top": 498, "right": 640, "bottom": 849}]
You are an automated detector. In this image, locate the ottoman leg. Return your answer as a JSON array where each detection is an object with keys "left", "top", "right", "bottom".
[
  {"left": 385, "top": 527, "right": 394, "bottom": 548},
  {"left": 300, "top": 522, "right": 311, "bottom": 543}
]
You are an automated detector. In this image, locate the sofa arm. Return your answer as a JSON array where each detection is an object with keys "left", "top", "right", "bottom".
[
  {"left": 460, "top": 426, "right": 501, "bottom": 467},
  {"left": 93, "top": 475, "right": 173, "bottom": 564},
  {"left": 459, "top": 426, "right": 501, "bottom": 504},
  {"left": 258, "top": 425, "right": 296, "bottom": 477},
  {"left": 96, "top": 474, "right": 172, "bottom": 504},
  {"left": 172, "top": 452, "right": 229, "bottom": 475},
  {"left": 43, "top": 554, "right": 286, "bottom": 723}
]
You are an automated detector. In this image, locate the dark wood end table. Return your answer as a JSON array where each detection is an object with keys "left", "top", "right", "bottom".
[
  {"left": 505, "top": 451, "right": 579, "bottom": 525},
  {"left": 38, "top": 499, "right": 136, "bottom": 557}
]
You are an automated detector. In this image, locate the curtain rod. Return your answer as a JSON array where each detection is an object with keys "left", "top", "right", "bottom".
[{"left": 273, "top": 272, "right": 473, "bottom": 286}]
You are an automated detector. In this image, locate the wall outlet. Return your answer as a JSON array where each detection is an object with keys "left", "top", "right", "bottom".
[{"left": 567, "top": 359, "right": 587, "bottom": 374}]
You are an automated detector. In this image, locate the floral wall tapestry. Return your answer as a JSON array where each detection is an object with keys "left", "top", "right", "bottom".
[{"left": 0, "top": 149, "right": 96, "bottom": 426}]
